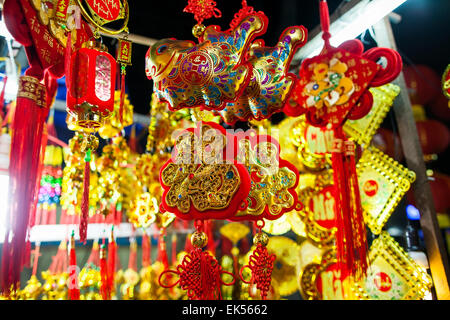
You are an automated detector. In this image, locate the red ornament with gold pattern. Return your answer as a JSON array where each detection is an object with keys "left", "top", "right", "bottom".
[{"left": 284, "top": 0, "right": 403, "bottom": 282}]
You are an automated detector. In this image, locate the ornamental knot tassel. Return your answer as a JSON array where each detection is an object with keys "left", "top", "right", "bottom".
[
  {"left": 159, "top": 225, "right": 235, "bottom": 300},
  {"left": 79, "top": 134, "right": 98, "bottom": 244},
  {"left": 240, "top": 228, "right": 275, "bottom": 300}
]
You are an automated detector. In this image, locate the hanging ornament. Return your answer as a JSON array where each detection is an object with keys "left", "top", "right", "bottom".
[
  {"left": 98, "top": 90, "right": 134, "bottom": 139},
  {"left": 68, "top": 231, "right": 80, "bottom": 300},
  {"left": 120, "top": 240, "right": 140, "bottom": 300},
  {"left": 158, "top": 121, "right": 301, "bottom": 299},
  {"left": 442, "top": 64, "right": 450, "bottom": 100},
  {"left": 41, "top": 240, "right": 70, "bottom": 300},
  {"left": 20, "top": 244, "right": 43, "bottom": 300},
  {"left": 284, "top": 0, "right": 402, "bottom": 281},
  {"left": 159, "top": 122, "right": 251, "bottom": 221},
  {"left": 146, "top": 3, "right": 307, "bottom": 125},
  {"left": 0, "top": 0, "right": 95, "bottom": 293},
  {"left": 78, "top": 240, "right": 102, "bottom": 300},
  {"left": 159, "top": 222, "right": 235, "bottom": 300},
  {"left": 116, "top": 37, "right": 132, "bottom": 127}
]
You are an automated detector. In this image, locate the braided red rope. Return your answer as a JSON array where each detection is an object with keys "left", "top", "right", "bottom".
[{"left": 183, "top": 0, "right": 222, "bottom": 25}]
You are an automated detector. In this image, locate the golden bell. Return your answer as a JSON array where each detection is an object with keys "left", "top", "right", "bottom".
[
  {"left": 253, "top": 232, "right": 269, "bottom": 247},
  {"left": 191, "top": 231, "right": 208, "bottom": 248},
  {"left": 192, "top": 24, "right": 206, "bottom": 38}
]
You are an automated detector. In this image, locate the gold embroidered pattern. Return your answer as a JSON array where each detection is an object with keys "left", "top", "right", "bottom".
[
  {"left": 235, "top": 139, "right": 297, "bottom": 219},
  {"left": 18, "top": 76, "right": 47, "bottom": 108},
  {"left": 161, "top": 124, "right": 241, "bottom": 214}
]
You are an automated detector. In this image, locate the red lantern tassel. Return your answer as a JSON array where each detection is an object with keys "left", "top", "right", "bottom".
[
  {"left": 100, "top": 244, "right": 110, "bottom": 300},
  {"left": 171, "top": 234, "right": 178, "bottom": 266},
  {"left": 142, "top": 231, "right": 151, "bottom": 267},
  {"left": 79, "top": 149, "right": 91, "bottom": 244},
  {"left": 157, "top": 230, "right": 169, "bottom": 269},
  {"left": 331, "top": 128, "right": 368, "bottom": 281},
  {"left": 68, "top": 232, "right": 80, "bottom": 300},
  {"left": 1, "top": 74, "right": 48, "bottom": 295},
  {"left": 107, "top": 228, "right": 116, "bottom": 295}
]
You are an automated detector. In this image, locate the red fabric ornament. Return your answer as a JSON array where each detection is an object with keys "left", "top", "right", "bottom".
[
  {"left": 159, "top": 122, "right": 251, "bottom": 222},
  {"left": 284, "top": 0, "right": 403, "bottom": 281},
  {"left": 66, "top": 42, "right": 116, "bottom": 131}
]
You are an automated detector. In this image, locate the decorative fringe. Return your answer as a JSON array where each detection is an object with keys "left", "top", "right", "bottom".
[
  {"left": 157, "top": 231, "right": 169, "bottom": 269},
  {"left": 119, "top": 67, "right": 126, "bottom": 125},
  {"left": 331, "top": 127, "right": 368, "bottom": 281},
  {"left": 171, "top": 234, "right": 177, "bottom": 266},
  {"left": 79, "top": 150, "right": 91, "bottom": 244},
  {"left": 142, "top": 231, "right": 151, "bottom": 267},
  {"left": 1, "top": 75, "right": 48, "bottom": 295},
  {"left": 68, "top": 233, "right": 80, "bottom": 300},
  {"left": 107, "top": 228, "right": 117, "bottom": 295},
  {"left": 100, "top": 244, "right": 110, "bottom": 300}
]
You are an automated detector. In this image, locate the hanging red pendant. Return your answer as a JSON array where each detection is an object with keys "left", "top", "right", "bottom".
[{"left": 159, "top": 221, "right": 235, "bottom": 300}]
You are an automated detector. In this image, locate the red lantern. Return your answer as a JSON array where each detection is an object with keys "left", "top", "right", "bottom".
[
  {"left": 416, "top": 119, "right": 450, "bottom": 155},
  {"left": 403, "top": 65, "right": 442, "bottom": 106},
  {"left": 66, "top": 41, "right": 116, "bottom": 132},
  {"left": 429, "top": 94, "right": 450, "bottom": 121}
]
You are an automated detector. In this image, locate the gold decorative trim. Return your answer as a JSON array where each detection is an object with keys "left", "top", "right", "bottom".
[
  {"left": 344, "top": 84, "right": 400, "bottom": 146},
  {"left": 297, "top": 170, "right": 336, "bottom": 247},
  {"left": 298, "top": 248, "right": 336, "bottom": 300},
  {"left": 357, "top": 147, "right": 416, "bottom": 235},
  {"left": 18, "top": 76, "right": 47, "bottom": 108}
]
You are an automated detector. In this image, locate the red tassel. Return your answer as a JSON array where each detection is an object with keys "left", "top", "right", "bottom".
[
  {"left": 159, "top": 247, "right": 234, "bottom": 300},
  {"left": 331, "top": 128, "right": 368, "bottom": 281},
  {"left": 128, "top": 241, "right": 137, "bottom": 271},
  {"left": 68, "top": 233, "right": 80, "bottom": 300},
  {"left": 1, "top": 75, "right": 48, "bottom": 294},
  {"left": 142, "top": 231, "right": 151, "bottom": 267},
  {"left": 239, "top": 234, "right": 275, "bottom": 300},
  {"left": 79, "top": 151, "right": 91, "bottom": 244},
  {"left": 159, "top": 223, "right": 235, "bottom": 300},
  {"left": 119, "top": 67, "right": 125, "bottom": 125},
  {"left": 171, "top": 234, "right": 177, "bottom": 266},
  {"left": 107, "top": 228, "right": 116, "bottom": 294},
  {"left": 157, "top": 231, "right": 169, "bottom": 269},
  {"left": 100, "top": 244, "right": 110, "bottom": 300},
  {"left": 31, "top": 244, "right": 40, "bottom": 277}
]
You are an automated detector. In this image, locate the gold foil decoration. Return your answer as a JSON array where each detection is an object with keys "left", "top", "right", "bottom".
[
  {"left": 344, "top": 84, "right": 400, "bottom": 146},
  {"left": 297, "top": 170, "right": 336, "bottom": 247},
  {"left": 353, "top": 232, "right": 432, "bottom": 300},
  {"left": 98, "top": 90, "right": 134, "bottom": 139},
  {"left": 357, "top": 147, "right": 416, "bottom": 234},
  {"left": 298, "top": 248, "right": 357, "bottom": 300}
]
